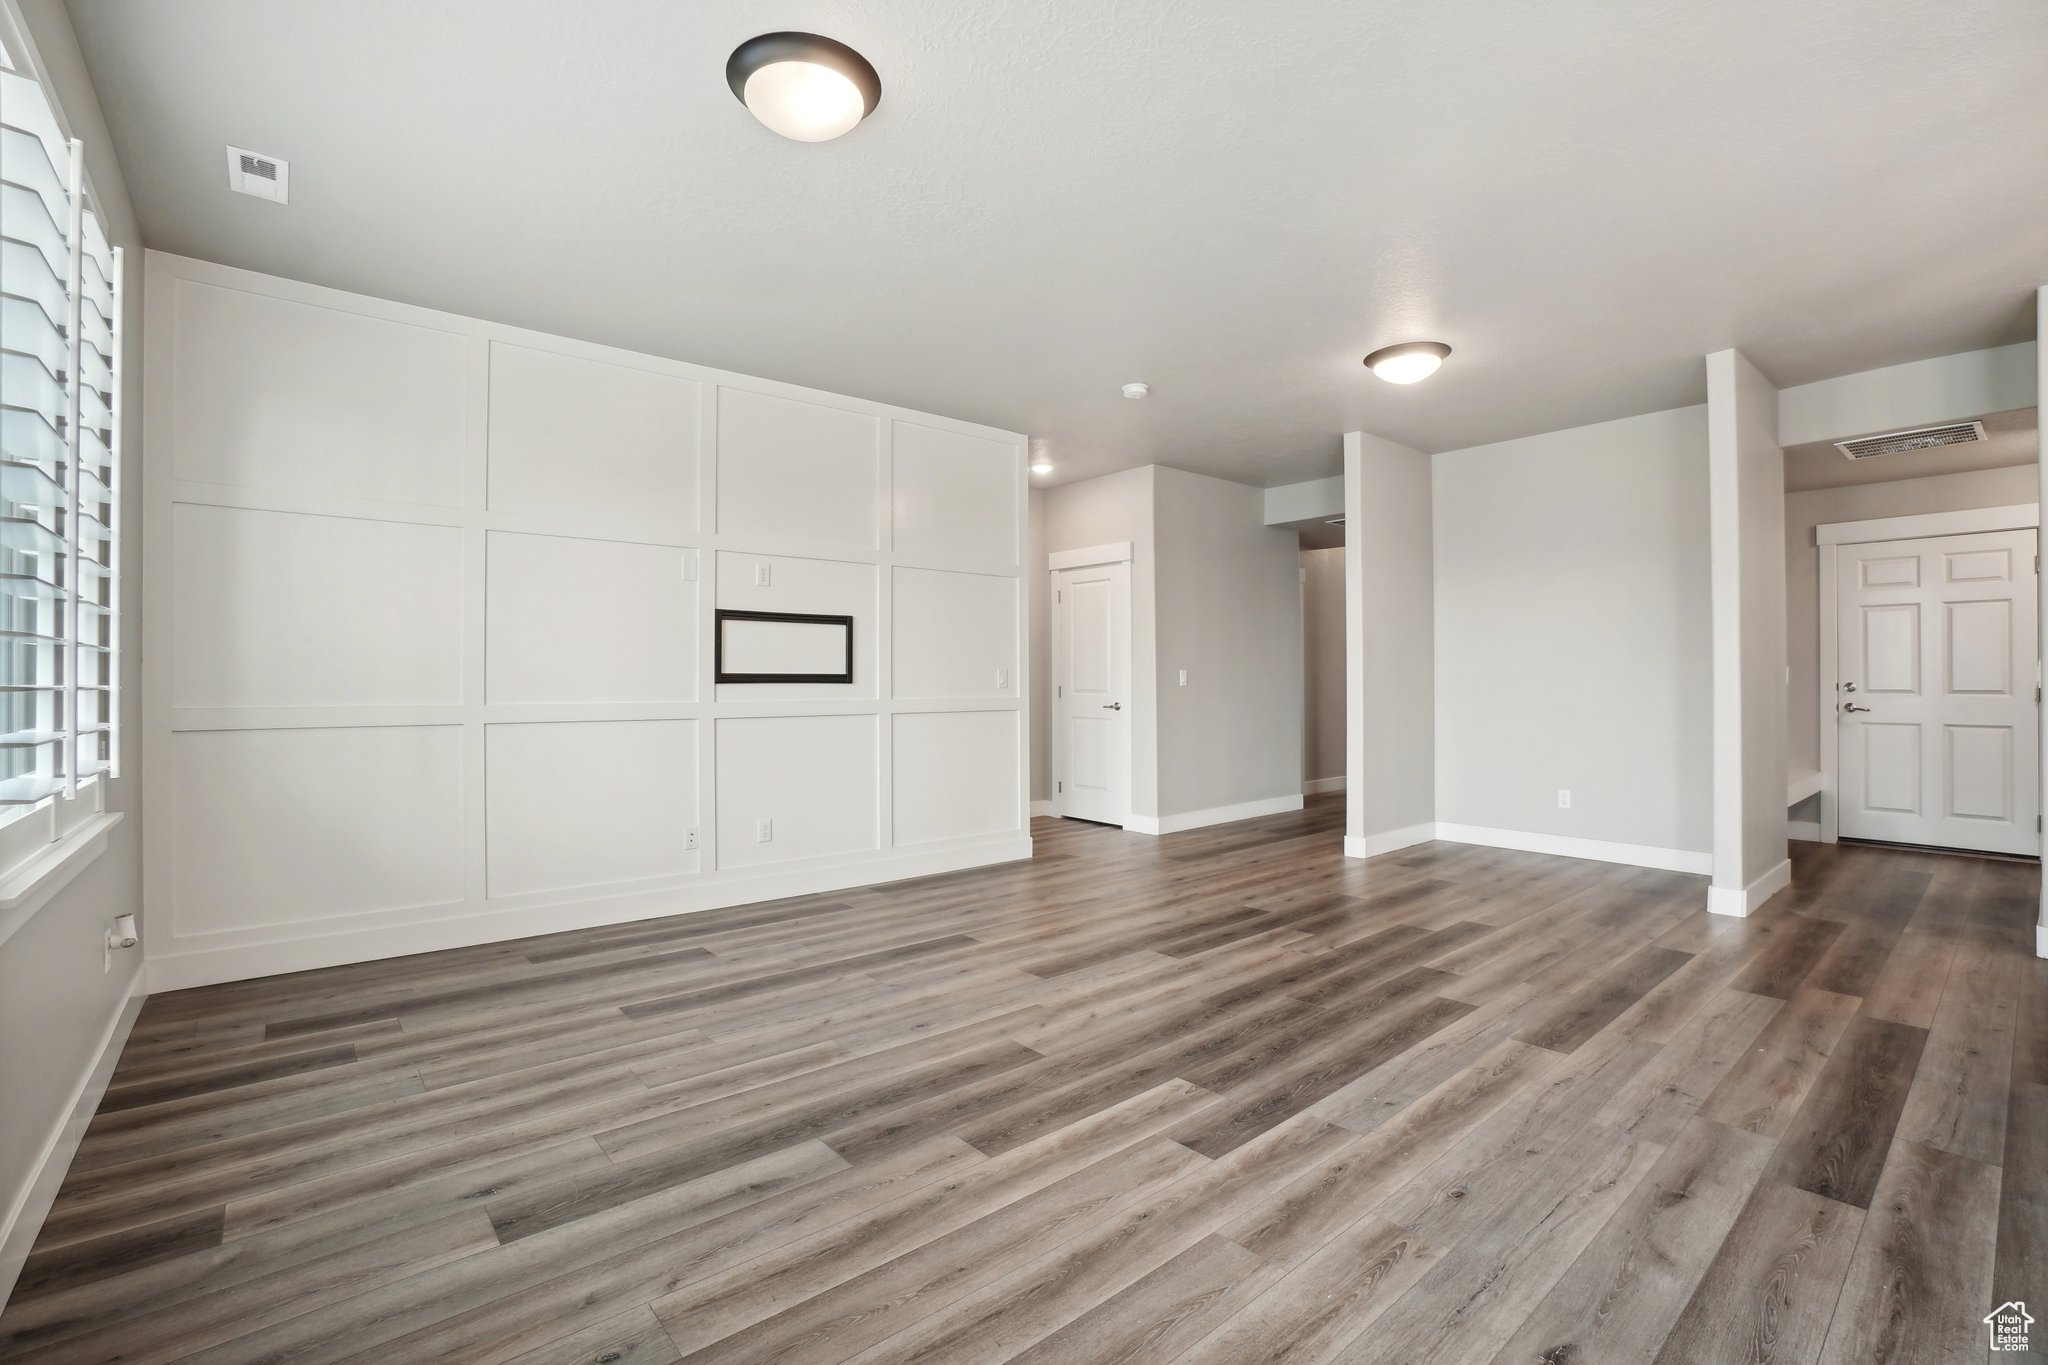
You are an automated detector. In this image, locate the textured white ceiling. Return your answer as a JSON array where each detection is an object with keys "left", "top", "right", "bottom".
[{"left": 66, "top": 0, "right": 2048, "bottom": 487}]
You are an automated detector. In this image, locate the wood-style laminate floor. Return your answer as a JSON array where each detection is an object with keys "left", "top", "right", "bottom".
[{"left": 4, "top": 797, "right": 2043, "bottom": 1364}]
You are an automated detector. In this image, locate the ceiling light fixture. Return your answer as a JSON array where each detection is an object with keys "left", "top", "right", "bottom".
[
  {"left": 1030, "top": 460, "right": 1055, "bottom": 475},
  {"left": 1122, "top": 382, "right": 1150, "bottom": 400},
  {"left": 727, "top": 32, "right": 881, "bottom": 142},
  {"left": 1363, "top": 341, "right": 1451, "bottom": 385}
]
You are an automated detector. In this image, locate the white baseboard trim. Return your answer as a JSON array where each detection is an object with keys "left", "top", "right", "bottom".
[
  {"left": 1303, "top": 776, "right": 1346, "bottom": 795},
  {"left": 1433, "top": 823, "right": 1714, "bottom": 876},
  {"left": 1029, "top": 800, "right": 1056, "bottom": 818},
  {"left": 1344, "top": 822, "right": 1439, "bottom": 860},
  {"left": 146, "top": 837, "right": 1033, "bottom": 992},
  {"left": 1788, "top": 820, "right": 1821, "bottom": 843},
  {"left": 1125, "top": 794, "right": 1305, "bottom": 837},
  {"left": 1707, "top": 858, "right": 1793, "bottom": 918},
  {"left": 1, "top": 966, "right": 144, "bottom": 1310}
]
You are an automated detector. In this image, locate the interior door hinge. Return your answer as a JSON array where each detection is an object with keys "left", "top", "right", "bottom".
[{"left": 1057, "top": 781, "right": 1063, "bottom": 793}]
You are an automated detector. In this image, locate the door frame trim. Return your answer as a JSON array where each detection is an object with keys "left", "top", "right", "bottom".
[
  {"left": 1047, "top": 549, "right": 1134, "bottom": 827},
  {"left": 1816, "top": 502, "right": 2040, "bottom": 844},
  {"left": 1048, "top": 541, "right": 1132, "bottom": 572}
]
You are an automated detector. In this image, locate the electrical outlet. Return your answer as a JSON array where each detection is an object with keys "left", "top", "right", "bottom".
[
  {"left": 756, "top": 817, "right": 773, "bottom": 843},
  {"left": 1178, "top": 669, "right": 1188, "bottom": 686},
  {"left": 754, "top": 563, "right": 771, "bottom": 587},
  {"left": 1557, "top": 789, "right": 1571, "bottom": 810},
  {"left": 684, "top": 827, "right": 698, "bottom": 850}
]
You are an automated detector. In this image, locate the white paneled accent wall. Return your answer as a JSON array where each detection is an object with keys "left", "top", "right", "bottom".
[{"left": 143, "top": 254, "right": 1030, "bottom": 988}]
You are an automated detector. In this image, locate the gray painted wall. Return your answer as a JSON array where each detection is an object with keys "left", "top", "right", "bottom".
[
  {"left": 1301, "top": 547, "right": 1345, "bottom": 785},
  {"left": 1, "top": 0, "right": 145, "bottom": 1281},
  {"left": 1152, "top": 467, "right": 1303, "bottom": 816},
  {"left": 1433, "top": 406, "right": 1713, "bottom": 854},
  {"left": 1785, "top": 462, "right": 2039, "bottom": 780},
  {"left": 1345, "top": 434, "right": 1435, "bottom": 841}
]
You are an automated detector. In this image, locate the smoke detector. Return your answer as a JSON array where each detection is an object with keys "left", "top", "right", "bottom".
[
  {"left": 1834, "top": 421, "right": 1985, "bottom": 460},
  {"left": 1121, "top": 382, "right": 1149, "bottom": 400},
  {"left": 226, "top": 145, "right": 289, "bottom": 203}
]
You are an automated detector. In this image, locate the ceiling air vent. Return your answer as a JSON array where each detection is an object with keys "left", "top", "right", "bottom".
[
  {"left": 225, "top": 145, "right": 289, "bottom": 203},
  {"left": 1834, "top": 421, "right": 1985, "bottom": 460}
]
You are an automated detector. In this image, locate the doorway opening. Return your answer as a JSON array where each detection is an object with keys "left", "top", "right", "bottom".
[
  {"left": 1048, "top": 547, "right": 1132, "bottom": 828},
  {"left": 1790, "top": 406, "right": 2041, "bottom": 858}
]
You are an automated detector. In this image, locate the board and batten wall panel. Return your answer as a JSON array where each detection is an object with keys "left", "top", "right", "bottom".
[
  {"left": 716, "top": 388, "right": 881, "bottom": 551},
  {"left": 170, "top": 727, "right": 465, "bottom": 937},
  {"left": 714, "top": 552, "right": 879, "bottom": 702},
  {"left": 486, "top": 720, "right": 700, "bottom": 897},
  {"left": 486, "top": 534, "right": 700, "bottom": 705},
  {"left": 172, "top": 503, "right": 465, "bottom": 710},
  {"left": 892, "top": 422, "right": 1020, "bottom": 571},
  {"left": 486, "top": 342, "right": 702, "bottom": 534},
  {"left": 169, "top": 277, "right": 467, "bottom": 506},
  {"left": 893, "top": 567, "right": 1018, "bottom": 700},
  {"left": 143, "top": 252, "right": 1030, "bottom": 989},
  {"left": 894, "top": 711, "right": 1021, "bottom": 845}
]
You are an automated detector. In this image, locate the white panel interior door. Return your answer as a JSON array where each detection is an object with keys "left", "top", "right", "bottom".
[
  {"left": 1837, "top": 528, "right": 2039, "bottom": 855},
  {"left": 1053, "top": 562, "right": 1131, "bottom": 826}
]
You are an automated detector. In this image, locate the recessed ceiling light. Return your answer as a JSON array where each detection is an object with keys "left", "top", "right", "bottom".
[
  {"left": 727, "top": 32, "right": 881, "bottom": 142},
  {"left": 1030, "top": 460, "right": 1055, "bottom": 475},
  {"left": 1122, "top": 382, "right": 1150, "bottom": 400},
  {"left": 1363, "top": 341, "right": 1451, "bottom": 384}
]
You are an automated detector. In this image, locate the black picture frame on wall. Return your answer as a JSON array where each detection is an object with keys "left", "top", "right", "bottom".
[{"left": 714, "top": 609, "right": 855, "bottom": 684}]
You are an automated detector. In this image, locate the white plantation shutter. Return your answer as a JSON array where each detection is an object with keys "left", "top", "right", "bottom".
[{"left": 0, "top": 50, "right": 121, "bottom": 827}]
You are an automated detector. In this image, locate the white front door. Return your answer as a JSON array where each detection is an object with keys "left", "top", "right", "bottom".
[
  {"left": 1837, "top": 528, "right": 2040, "bottom": 855},
  {"left": 1053, "top": 561, "right": 1131, "bottom": 826}
]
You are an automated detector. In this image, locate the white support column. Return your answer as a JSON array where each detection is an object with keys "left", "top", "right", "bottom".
[
  {"left": 1341, "top": 431, "right": 1436, "bottom": 860},
  {"left": 1707, "top": 350, "right": 1791, "bottom": 915}
]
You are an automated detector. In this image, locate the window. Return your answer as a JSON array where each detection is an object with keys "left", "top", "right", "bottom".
[{"left": 0, "top": 29, "right": 123, "bottom": 869}]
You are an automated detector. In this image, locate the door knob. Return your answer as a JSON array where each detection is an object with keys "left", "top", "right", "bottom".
[
  {"left": 1102, "top": 702, "right": 1122, "bottom": 710},
  {"left": 1843, "top": 703, "right": 1871, "bottom": 713}
]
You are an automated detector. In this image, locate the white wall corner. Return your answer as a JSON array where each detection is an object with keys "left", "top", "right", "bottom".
[
  {"left": 0, "top": 968, "right": 145, "bottom": 1309},
  {"left": 1706, "top": 348, "right": 1788, "bottom": 903},
  {"left": 1349, "top": 822, "right": 1438, "bottom": 859},
  {"left": 1303, "top": 776, "right": 1346, "bottom": 795},
  {"left": 1708, "top": 857, "right": 1792, "bottom": 917},
  {"left": 1029, "top": 800, "right": 1056, "bottom": 818}
]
